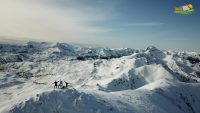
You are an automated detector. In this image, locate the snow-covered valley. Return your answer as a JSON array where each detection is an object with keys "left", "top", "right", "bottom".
[{"left": 0, "top": 41, "right": 200, "bottom": 113}]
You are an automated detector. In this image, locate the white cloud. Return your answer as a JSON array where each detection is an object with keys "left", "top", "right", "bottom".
[
  {"left": 126, "top": 22, "right": 163, "bottom": 27},
  {"left": 0, "top": 0, "right": 114, "bottom": 43},
  {"left": 85, "top": 28, "right": 114, "bottom": 33}
]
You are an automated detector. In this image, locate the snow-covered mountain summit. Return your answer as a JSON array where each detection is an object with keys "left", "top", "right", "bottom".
[{"left": 0, "top": 42, "right": 200, "bottom": 113}]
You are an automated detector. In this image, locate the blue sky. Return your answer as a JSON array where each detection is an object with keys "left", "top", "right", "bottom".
[{"left": 0, "top": 0, "right": 200, "bottom": 51}]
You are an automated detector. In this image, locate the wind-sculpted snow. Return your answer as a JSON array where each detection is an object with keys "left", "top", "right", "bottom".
[
  {"left": 10, "top": 89, "right": 121, "bottom": 113},
  {"left": 106, "top": 64, "right": 174, "bottom": 91},
  {"left": 0, "top": 42, "right": 200, "bottom": 113}
]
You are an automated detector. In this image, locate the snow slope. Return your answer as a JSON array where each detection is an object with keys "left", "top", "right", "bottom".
[{"left": 0, "top": 42, "right": 200, "bottom": 113}]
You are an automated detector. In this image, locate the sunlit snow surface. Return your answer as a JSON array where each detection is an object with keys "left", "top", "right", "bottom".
[{"left": 0, "top": 42, "right": 200, "bottom": 113}]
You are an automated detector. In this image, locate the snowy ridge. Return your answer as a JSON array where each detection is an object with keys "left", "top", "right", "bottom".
[{"left": 0, "top": 42, "right": 200, "bottom": 113}]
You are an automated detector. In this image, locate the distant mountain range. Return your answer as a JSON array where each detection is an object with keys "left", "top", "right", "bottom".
[{"left": 0, "top": 41, "right": 200, "bottom": 113}]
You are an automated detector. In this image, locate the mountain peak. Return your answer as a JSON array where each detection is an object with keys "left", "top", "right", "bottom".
[{"left": 146, "top": 46, "right": 159, "bottom": 51}]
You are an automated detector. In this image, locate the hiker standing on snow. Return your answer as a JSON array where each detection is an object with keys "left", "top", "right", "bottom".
[
  {"left": 59, "top": 80, "right": 63, "bottom": 88},
  {"left": 53, "top": 81, "right": 58, "bottom": 88},
  {"left": 65, "top": 81, "right": 69, "bottom": 88}
]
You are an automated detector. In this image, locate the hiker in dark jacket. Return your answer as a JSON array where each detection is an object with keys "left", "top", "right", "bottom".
[
  {"left": 53, "top": 81, "right": 58, "bottom": 88},
  {"left": 65, "top": 81, "right": 69, "bottom": 88}
]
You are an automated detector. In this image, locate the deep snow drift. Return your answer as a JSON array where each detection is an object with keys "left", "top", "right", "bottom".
[{"left": 0, "top": 42, "right": 200, "bottom": 113}]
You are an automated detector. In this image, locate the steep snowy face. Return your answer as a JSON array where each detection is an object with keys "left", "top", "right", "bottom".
[
  {"left": 0, "top": 42, "right": 200, "bottom": 113},
  {"left": 54, "top": 43, "right": 76, "bottom": 56},
  {"left": 145, "top": 46, "right": 166, "bottom": 60}
]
